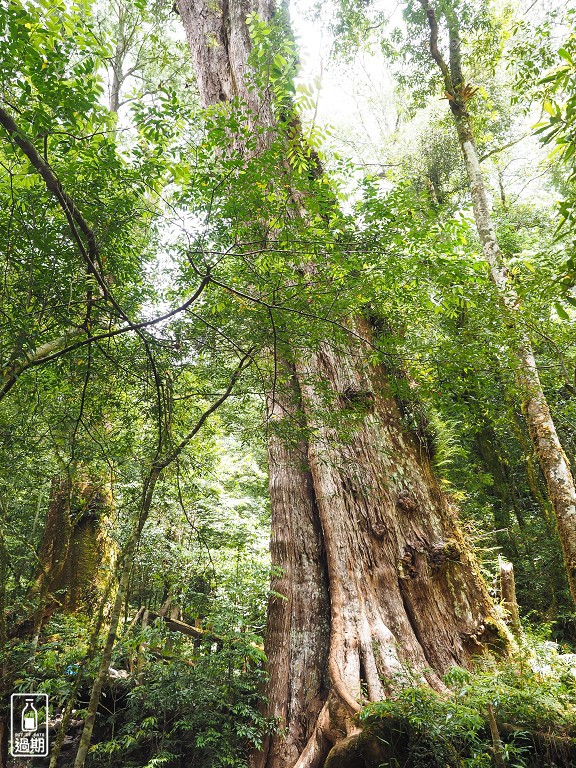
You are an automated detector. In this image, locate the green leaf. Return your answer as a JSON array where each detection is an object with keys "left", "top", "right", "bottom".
[{"left": 558, "top": 47, "right": 574, "bottom": 65}]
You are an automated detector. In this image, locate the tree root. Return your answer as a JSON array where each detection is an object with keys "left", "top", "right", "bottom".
[
  {"left": 292, "top": 688, "right": 363, "bottom": 768},
  {"left": 292, "top": 702, "right": 331, "bottom": 768},
  {"left": 328, "top": 653, "right": 362, "bottom": 715}
]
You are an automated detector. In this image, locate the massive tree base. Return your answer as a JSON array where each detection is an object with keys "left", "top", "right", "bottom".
[
  {"left": 254, "top": 332, "right": 509, "bottom": 768},
  {"left": 323, "top": 722, "right": 409, "bottom": 768}
]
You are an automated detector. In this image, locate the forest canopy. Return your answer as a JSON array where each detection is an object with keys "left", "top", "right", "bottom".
[{"left": 0, "top": 0, "right": 576, "bottom": 766}]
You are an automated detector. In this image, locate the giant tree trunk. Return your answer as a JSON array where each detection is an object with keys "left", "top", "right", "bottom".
[
  {"left": 176, "top": 3, "right": 505, "bottom": 766},
  {"left": 0, "top": 474, "right": 115, "bottom": 767},
  {"left": 292, "top": 325, "right": 499, "bottom": 687},
  {"left": 419, "top": 0, "right": 576, "bottom": 605}
]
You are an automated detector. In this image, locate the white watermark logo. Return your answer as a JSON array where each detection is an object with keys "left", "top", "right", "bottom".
[{"left": 10, "top": 693, "right": 49, "bottom": 758}]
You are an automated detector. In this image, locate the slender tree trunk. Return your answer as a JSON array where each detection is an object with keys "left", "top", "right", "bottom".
[
  {"left": 475, "top": 425, "right": 522, "bottom": 548},
  {"left": 0, "top": 498, "right": 10, "bottom": 651},
  {"left": 136, "top": 608, "right": 150, "bottom": 684},
  {"left": 73, "top": 533, "right": 138, "bottom": 768},
  {"left": 499, "top": 557, "right": 521, "bottom": 637},
  {"left": 109, "top": 6, "right": 125, "bottom": 114},
  {"left": 177, "top": 4, "right": 507, "bottom": 766},
  {"left": 506, "top": 402, "right": 568, "bottom": 613},
  {"left": 507, "top": 404, "right": 555, "bottom": 529},
  {"left": 0, "top": 498, "right": 9, "bottom": 768},
  {"left": 421, "top": 0, "right": 576, "bottom": 604},
  {"left": 454, "top": 115, "right": 576, "bottom": 602},
  {"left": 48, "top": 573, "right": 117, "bottom": 768}
]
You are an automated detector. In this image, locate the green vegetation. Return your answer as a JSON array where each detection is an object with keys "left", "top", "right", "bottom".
[{"left": 1, "top": 0, "right": 576, "bottom": 766}]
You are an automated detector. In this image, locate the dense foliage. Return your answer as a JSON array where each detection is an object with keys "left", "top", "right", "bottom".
[{"left": 1, "top": 0, "right": 576, "bottom": 765}]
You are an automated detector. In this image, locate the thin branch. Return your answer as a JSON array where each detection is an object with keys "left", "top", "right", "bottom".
[
  {"left": 0, "top": 272, "right": 210, "bottom": 401},
  {"left": 418, "top": 0, "right": 451, "bottom": 86},
  {"left": 155, "top": 349, "right": 255, "bottom": 471},
  {"left": 0, "top": 328, "right": 85, "bottom": 400},
  {"left": 70, "top": 340, "right": 92, "bottom": 462},
  {"left": 145, "top": 610, "right": 224, "bottom": 642},
  {"left": 175, "top": 464, "right": 217, "bottom": 579},
  {"left": 479, "top": 134, "right": 531, "bottom": 163},
  {"left": 206, "top": 273, "right": 379, "bottom": 352},
  {"left": 0, "top": 105, "right": 106, "bottom": 291},
  {"left": 0, "top": 104, "right": 174, "bottom": 458}
]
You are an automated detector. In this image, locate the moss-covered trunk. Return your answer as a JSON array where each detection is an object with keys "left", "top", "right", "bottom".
[{"left": 26, "top": 473, "right": 115, "bottom": 634}]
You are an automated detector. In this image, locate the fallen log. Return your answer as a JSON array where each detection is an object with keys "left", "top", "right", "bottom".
[
  {"left": 135, "top": 608, "right": 264, "bottom": 652},
  {"left": 145, "top": 611, "right": 224, "bottom": 643}
]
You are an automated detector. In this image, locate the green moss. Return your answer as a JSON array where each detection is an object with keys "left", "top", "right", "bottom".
[
  {"left": 480, "top": 613, "right": 514, "bottom": 654},
  {"left": 324, "top": 725, "right": 411, "bottom": 768}
]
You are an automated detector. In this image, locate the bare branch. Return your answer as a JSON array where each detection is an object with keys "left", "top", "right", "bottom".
[
  {"left": 155, "top": 348, "right": 255, "bottom": 471},
  {"left": 0, "top": 273, "right": 211, "bottom": 401}
]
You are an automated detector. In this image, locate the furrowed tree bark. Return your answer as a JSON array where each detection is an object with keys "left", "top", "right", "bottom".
[
  {"left": 261, "top": 370, "right": 331, "bottom": 768},
  {"left": 419, "top": 0, "right": 576, "bottom": 605},
  {"left": 177, "top": 3, "right": 506, "bottom": 766}
]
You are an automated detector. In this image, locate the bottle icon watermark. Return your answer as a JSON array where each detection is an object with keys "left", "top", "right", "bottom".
[
  {"left": 10, "top": 693, "right": 49, "bottom": 757},
  {"left": 22, "top": 699, "right": 38, "bottom": 732}
]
